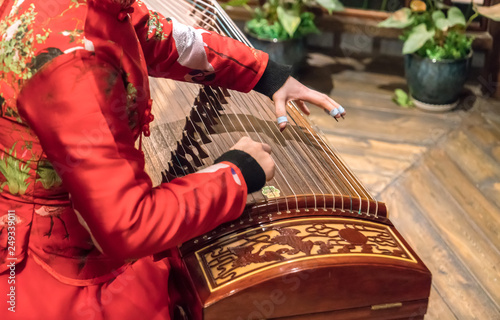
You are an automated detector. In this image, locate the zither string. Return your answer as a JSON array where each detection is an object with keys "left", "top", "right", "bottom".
[
  {"left": 204, "top": 0, "right": 377, "bottom": 215},
  {"left": 146, "top": 0, "right": 376, "bottom": 216},
  {"left": 196, "top": 0, "right": 354, "bottom": 212},
  {"left": 248, "top": 92, "right": 342, "bottom": 210},
  {"left": 219, "top": 88, "right": 309, "bottom": 212},
  {"left": 207, "top": 4, "right": 353, "bottom": 212},
  {"left": 198, "top": 86, "right": 293, "bottom": 212},
  {"left": 151, "top": 0, "right": 357, "bottom": 213}
]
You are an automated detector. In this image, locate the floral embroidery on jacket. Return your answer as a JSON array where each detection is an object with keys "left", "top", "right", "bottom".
[
  {"left": 0, "top": 143, "right": 31, "bottom": 195},
  {"left": 1, "top": 3, "right": 40, "bottom": 83},
  {"left": 0, "top": 0, "right": 267, "bottom": 293},
  {"left": 125, "top": 80, "right": 139, "bottom": 130},
  {"left": 146, "top": 10, "right": 166, "bottom": 41},
  {"left": 36, "top": 161, "right": 62, "bottom": 190}
]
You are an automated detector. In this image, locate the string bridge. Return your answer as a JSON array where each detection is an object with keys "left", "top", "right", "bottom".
[{"left": 163, "top": 86, "right": 231, "bottom": 180}]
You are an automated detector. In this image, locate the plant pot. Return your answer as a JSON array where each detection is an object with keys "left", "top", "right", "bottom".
[
  {"left": 244, "top": 29, "right": 306, "bottom": 74},
  {"left": 404, "top": 52, "right": 472, "bottom": 112}
]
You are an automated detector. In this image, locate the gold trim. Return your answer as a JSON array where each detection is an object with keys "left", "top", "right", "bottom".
[
  {"left": 371, "top": 302, "right": 403, "bottom": 310},
  {"left": 195, "top": 217, "right": 418, "bottom": 293}
]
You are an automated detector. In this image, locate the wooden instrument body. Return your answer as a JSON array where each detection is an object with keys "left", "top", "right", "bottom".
[
  {"left": 141, "top": 1, "right": 432, "bottom": 319},
  {"left": 176, "top": 211, "right": 430, "bottom": 320}
]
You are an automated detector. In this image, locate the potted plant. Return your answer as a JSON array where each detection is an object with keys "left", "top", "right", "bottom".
[
  {"left": 224, "top": 0, "right": 344, "bottom": 68},
  {"left": 378, "top": 0, "right": 500, "bottom": 111}
]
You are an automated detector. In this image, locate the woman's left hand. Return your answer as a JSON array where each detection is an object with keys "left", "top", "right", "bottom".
[{"left": 272, "top": 76, "right": 345, "bottom": 131}]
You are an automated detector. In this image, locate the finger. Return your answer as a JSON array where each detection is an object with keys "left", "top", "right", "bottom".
[
  {"left": 266, "top": 157, "right": 276, "bottom": 181},
  {"left": 294, "top": 100, "right": 310, "bottom": 115},
  {"left": 267, "top": 165, "right": 276, "bottom": 181},
  {"left": 326, "top": 105, "right": 345, "bottom": 119},
  {"left": 277, "top": 116, "right": 288, "bottom": 128},
  {"left": 338, "top": 105, "right": 346, "bottom": 116},
  {"left": 302, "top": 90, "right": 343, "bottom": 118},
  {"left": 261, "top": 142, "right": 272, "bottom": 154},
  {"left": 274, "top": 97, "right": 288, "bottom": 131}
]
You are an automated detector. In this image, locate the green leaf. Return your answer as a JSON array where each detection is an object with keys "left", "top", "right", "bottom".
[
  {"left": 435, "top": 18, "right": 450, "bottom": 31},
  {"left": 378, "top": 8, "right": 414, "bottom": 28},
  {"left": 476, "top": 3, "right": 500, "bottom": 21},
  {"left": 433, "top": 11, "right": 450, "bottom": 31},
  {"left": 314, "top": 0, "right": 344, "bottom": 13},
  {"left": 277, "top": 7, "right": 301, "bottom": 38},
  {"left": 435, "top": 1, "right": 451, "bottom": 10},
  {"left": 403, "top": 23, "right": 435, "bottom": 54},
  {"left": 246, "top": 18, "right": 289, "bottom": 40},
  {"left": 222, "top": 0, "right": 248, "bottom": 7},
  {"left": 432, "top": 10, "right": 446, "bottom": 22},
  {"left": 295, "top": 12, "right": 320, "bottom": 38},
  {"left": 393, "top": 89, "right": 413, "bottom": 108},
  {"left": 447, "top": 7, "right": 466, "bottom": 27}
]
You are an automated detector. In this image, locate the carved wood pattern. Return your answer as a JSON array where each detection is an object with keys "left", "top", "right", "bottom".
[{"left": 196, "top": 217, "right": 416, "bottom": 291}]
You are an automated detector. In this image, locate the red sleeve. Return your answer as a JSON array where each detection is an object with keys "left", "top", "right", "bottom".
[
  {"left": 130, "top": 1, "right": 269, "bottom": 93},
  {"left": 17, "top": 52, "right": 247, "bottom": 260}
]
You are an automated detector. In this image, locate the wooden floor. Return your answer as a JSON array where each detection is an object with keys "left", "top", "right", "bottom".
[{"left": 298, "top": 51, "right": 500, "bottom": 320}]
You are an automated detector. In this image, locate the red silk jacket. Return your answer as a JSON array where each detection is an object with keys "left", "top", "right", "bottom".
[{"left": 0, "top": 0, "right": 268, "bottom": 318}]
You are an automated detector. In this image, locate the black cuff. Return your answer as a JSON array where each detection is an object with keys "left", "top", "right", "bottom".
[
  {"left": 253, "top": 59, "right": 292, "bottom": 100},
  {"left": 214, "top": 150, "right": 266, "bottom": 194}
]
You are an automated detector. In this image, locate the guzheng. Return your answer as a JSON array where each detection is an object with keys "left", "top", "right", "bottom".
[{"left": 141, "top": 1, "right": 432, "bottom": 319}]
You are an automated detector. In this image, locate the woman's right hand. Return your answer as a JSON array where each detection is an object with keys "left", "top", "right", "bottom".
[{"left": 231, "top": 137, "right": 275, "bottom": 181}]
